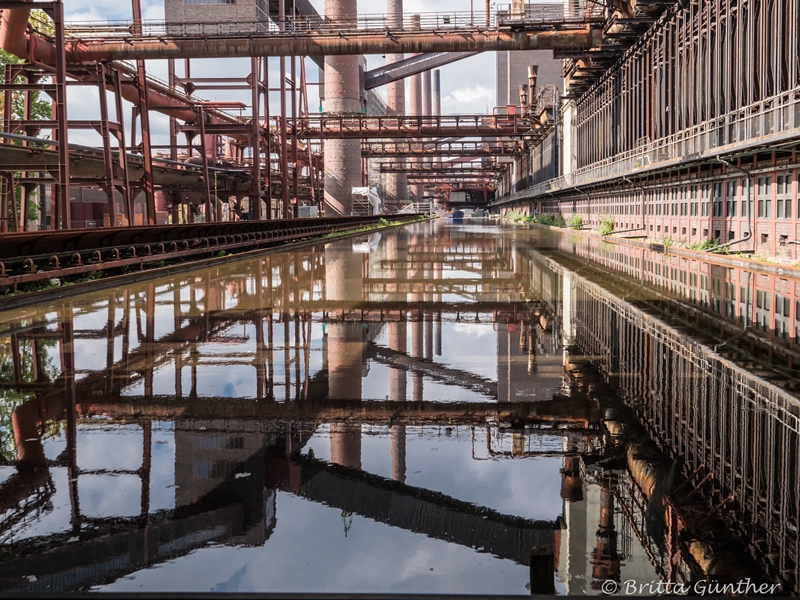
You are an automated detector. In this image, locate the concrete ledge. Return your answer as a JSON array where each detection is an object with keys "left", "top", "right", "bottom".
[
  {"left": 513, "top": 220, "right": 800, "bottom": 281},
  {"left": 0, "top": 219, "right": 426, "bottom": 312}
]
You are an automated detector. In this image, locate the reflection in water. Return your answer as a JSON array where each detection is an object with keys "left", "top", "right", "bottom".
[{"left": 0, "top": 221, "right": 793, "bottom": 594}]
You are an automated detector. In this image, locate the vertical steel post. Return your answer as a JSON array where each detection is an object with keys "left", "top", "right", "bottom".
[
  {"left": 292, "top": 56, "right": 299, "bottom": 217},
  {"left": 250, "top": 56, "right": 263, "bottom": 220},
  {"left": 132, "top": 0, "right": 156, "bottom": 225},
  {"left": 53, "top": 0, "right": 71, "bottom": 229}
]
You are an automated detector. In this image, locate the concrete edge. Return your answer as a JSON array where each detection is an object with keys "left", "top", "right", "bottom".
[
  {"left": 0, "top": 219, "right": 428, "bottom": 313},
  {"left": 511, "top": 219, "right": 800, "bottom": 281}
]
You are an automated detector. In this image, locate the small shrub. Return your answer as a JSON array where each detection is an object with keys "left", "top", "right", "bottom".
[
  {"left": 535, "top": 213, "right": 555, "bottom": 226},
  {"left": 567, "top": 214, "right": 583, "bottom": 230},
  {"left": 596, "top": 214, "right": 614, "bottom": 236},
  {"left": 661, "top": 237, "right": 674, "bottom": 247},
  {"left": 535, "top": 213, "right": 565, "bottom": 227},
  {"left": 686, "top": 238, "right": 719, "bottom": 252}
]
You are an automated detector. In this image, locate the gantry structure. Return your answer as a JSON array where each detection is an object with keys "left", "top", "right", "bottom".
[{"left": 0, "top": 0, "right": 605, "bottom": 237}]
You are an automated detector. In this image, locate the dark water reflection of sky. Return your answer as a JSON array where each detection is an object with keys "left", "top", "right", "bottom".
[{"left": 0, "top": 222, "right": 686, "bottom": 594}]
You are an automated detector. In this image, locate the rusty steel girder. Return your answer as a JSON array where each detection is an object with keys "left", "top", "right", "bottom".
[
  {"left": 0, "top": 143, "right": 250, "bottom": 191},
  {"left": 380, "top": 162, "right": 506, "bottom": 173},
  {"left": 296, "top": 114, "right": 534, "bottom": 140},
  {"left": 363, "top": 141, "right": 522, "bottom": 157}
]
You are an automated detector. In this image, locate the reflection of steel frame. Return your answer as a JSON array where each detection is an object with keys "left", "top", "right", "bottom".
[{"left": 472, "top": 425, "right": 599, "bottom": 460}]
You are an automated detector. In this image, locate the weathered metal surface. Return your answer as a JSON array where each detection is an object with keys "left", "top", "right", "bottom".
[
  {"left": 297, "top": 114, "right": 534, "bottom": 139},
  {"left": 0, "top": 143, "right": 250, "bottom": 190},
  {"left": 60, "top": 29, "right": 601, "bottom": 62},
  {"left": 363, "top": 141, "right": 521, "bottom": 157},
  {"left": 364, "top": 51, "right": 479, "bottom": 90},
  {"left": 0, "top": 215, "right": 419, "bottom": 288},
  {"left": 380, "top": 162, "right": 506, "bottom": 173}
]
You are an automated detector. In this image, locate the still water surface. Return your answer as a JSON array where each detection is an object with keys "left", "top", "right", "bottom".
[{"left": 0, "top": 221, "right": 796, "bottom": 594}]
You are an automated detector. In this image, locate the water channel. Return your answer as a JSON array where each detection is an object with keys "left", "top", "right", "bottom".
[{"left": 0, "top": 220, "right": 796, "bottom": 594}]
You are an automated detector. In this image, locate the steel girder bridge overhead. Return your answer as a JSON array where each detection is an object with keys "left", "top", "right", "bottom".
[{"left": 0, "top": 0, "right": 606, "bottom": 239}]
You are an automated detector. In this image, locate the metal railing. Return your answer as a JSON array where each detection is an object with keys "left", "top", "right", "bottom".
[
  {"left": 63, "top": 5, "right": 603, "bottom": 41},
  {"left": 363, "top": 141, "right": 521, "bottom": 156},
  {"left": 296, "top": 114, "right": 533, "bottom": 139},
  {"left": 497, "top": 88, "right": 800, "bottom": 204},
  {"left": 397, "top": 201, "right": 434, "bottom": 215}
]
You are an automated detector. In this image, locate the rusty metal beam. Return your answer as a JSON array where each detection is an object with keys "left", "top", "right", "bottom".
[
  {"left": 363, "top": 141, "right": 521, "bottom": 157},
  {"left": 296, "top": 114, "right": 533, "bottom": 139},
  {"left": 59, "top": 29, "right": 601, "bottom": 63}
]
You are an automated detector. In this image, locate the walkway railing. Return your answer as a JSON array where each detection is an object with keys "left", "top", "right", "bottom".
[
  {"left": 296, "top": 114, "right": 533, "bottom": 140},
  {"left": 397, "top": 202, "right": 434, "bottom": 215},
  {"left": 497, "top": 88, "right": 800, "bottom": 204},
  {"left": 62, "top": 5, "right": 604, "bottom": 41}
]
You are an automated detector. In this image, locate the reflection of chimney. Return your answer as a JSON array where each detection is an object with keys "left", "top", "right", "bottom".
[
  {"left": 560, "top": 454, "right": 584, "bottom": 502},
  {"left": 391, "top": 424, "right": 406, "bottom": 483},
  {"left": 330, "top": 424, "right": 362, "bottom": 470},
  {"left": 561, "top": 435, "right": 584, "bottom": 502},
  {"left": 530, "top": 547, "right": 556, "bottom": 594},
  {"left": 591, "top": 476, "right": 621, "bottom": 587}
]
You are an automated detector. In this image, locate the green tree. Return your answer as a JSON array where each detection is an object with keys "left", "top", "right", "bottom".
[
  {"left": 0, "top": 11, "right": 54, "bottom": 123},
  {"left": 0, "top": 10, "right": 54, "bottom": 227}
]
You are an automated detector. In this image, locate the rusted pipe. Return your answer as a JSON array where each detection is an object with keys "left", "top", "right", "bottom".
[
  {"left": 0, "top": 1, "right": 31, "bottom": 59},
  {"left": 60, "top": 29, "right": 600, "bottom": 62}
]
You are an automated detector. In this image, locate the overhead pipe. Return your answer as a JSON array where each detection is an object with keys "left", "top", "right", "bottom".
[
  {"left": 50, "top": 29, "right": 598, "bottom": 63},
  {"left": 713, "top": 155, "right": 754, "bottom": 252},
  {"left": 611, "top": 175, "right": 646, "bottom": 235},
  {"left": 0, "top": 0, "right": 31, "bottom": 59}
]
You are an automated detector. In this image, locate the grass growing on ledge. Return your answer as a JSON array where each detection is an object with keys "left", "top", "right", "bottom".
[
  {"left": 567, "top": 214, "right": 583, "bottom": 230},
  {"left": 596, "top": 214, "right": 614, "bottom": 236},
  {"left": 686, "top": 238, "right": 720, "bottom": 251}
]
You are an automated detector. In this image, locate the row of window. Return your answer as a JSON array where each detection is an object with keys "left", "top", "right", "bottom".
[
  {"left": 569, "top": 175, "right": 796, "bottom": 219},
  {"left": 184, "top": 0, "right": 236, "bottom": 5}
]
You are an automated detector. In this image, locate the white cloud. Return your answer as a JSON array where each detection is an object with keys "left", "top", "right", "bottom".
[{"left": 450, "top": 84, "right": 493, "bottom": 104}]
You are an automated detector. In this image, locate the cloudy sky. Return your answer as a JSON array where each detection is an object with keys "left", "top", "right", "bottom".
[{"left": 61, "top": 0, "right": 497, "bottom": 146}]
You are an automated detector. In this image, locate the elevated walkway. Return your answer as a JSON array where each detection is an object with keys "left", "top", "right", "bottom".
[
  {"left": 296, "top": 114, "right": 533, "bottom": 139},
  {"left": 57, "top": 7, "right": 605, "bottom": 62}
]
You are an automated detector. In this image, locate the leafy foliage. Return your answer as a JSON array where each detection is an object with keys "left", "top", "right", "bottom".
[
  {"left": 0, "top": 11, "right": 54, "bottom": 123},
  {"left": 536, "top": 213, "right": 566, "bottom": 227},
  {"left": 567, "top": 214, "right": 583, "bottom": 230},
  {"left": 0, "top": 335, "right": 59, "bottom": 460},
  {"left": 1, "top": 11, "right": 55, "bottom": 227},
  {"left": 596, "top": 214, "right": 614, "bottom": 236},
  {"left": 686, "top": 238, "right": 720, "bottom": 251}
]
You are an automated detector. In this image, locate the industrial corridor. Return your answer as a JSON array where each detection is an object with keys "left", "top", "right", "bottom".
[
  {"left": 0, "top": 0, "right": 799, "bottom": 595},
  {"left": 0, "top": 220, "right": 795, "bottom": 594}
]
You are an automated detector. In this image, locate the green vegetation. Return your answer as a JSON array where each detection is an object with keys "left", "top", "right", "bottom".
[
  {"left": 1, "top": 11, "right": 55, "bottom": 227},
  {"left": 0, "top": 332, "right": 60, "bottom": 460},
  {"left": 686, "top": 238, "right": 720, "bottom": 252},
  {"left": 536, "top": 213, "right": 567, "bottom": 227},
  {"left": 567, "top": 214, "right": 583, "bottom": 230},
  {"left": 596, "top": 214, "right": 614, "bottom": 236},
  {"left": 660, "top": 237, "right": 674, "bottom": 247}
]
